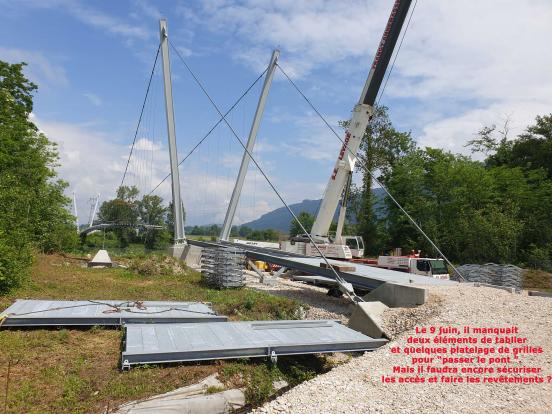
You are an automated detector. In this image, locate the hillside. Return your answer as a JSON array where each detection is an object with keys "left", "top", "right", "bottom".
[{"left": 241, "top": 188, "right": 386, "bottom": 232}]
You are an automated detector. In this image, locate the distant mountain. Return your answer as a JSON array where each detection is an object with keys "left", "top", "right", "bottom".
[{"left": 241, "top": 188, "right": 386, "bottom": 232}]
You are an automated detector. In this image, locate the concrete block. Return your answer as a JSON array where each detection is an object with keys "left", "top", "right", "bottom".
[
  {"left": 88, "top": 249, "right": 112, "bottom": 268},
  {"left": 169, "top": 244, "right": 202, "bottom": 269},
  {"left": 363, "top": 282, "right": 427, "bottom": 308},
  {"left": 261, "top": 276, "right": 278, "bottom": 286},
  {"left": 348, "top": 301, "right": 388, "bottom": 339}
]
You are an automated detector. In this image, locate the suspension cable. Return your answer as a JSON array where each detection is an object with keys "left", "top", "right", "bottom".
[
  {"left": 276, "top": 62, "right": 465, "bottom": 281},
  {"left": 120, "top": 43, "right": 161, "bottom": 188},
  {"left": 147, "top": 66, "right": 268, "bottom": 195},
  {"left": 169, "top": 41, "right": 362, "bottom": 302}
]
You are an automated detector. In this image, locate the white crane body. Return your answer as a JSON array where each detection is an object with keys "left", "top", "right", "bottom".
[{"left": 281, "top": 0, "right": 412, "bottom": 260}]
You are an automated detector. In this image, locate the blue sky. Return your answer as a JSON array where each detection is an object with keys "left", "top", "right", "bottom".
[{"left": 1, "top": 0, "right": 551, "bottom": 225}]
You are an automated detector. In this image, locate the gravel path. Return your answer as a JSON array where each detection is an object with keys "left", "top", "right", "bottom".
[
  {"left": 245, "top": 272, "right": 353, "bottom": 323},
  {"left": 252, "top": 284, "right": 552, "bottom": 414}
]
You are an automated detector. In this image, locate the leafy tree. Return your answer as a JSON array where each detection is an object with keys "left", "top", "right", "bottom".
[
  {"left": 97, "top": 186, "right": 140, "bottom": 247},
  {"left": 0, "top": 60, "right": 77, "bottom": 292},
  {"left": 138, "top": 195, "right": 168, "bottom": 249},
  {"left": 238, "top": 225, "right": 253, "bottom": 238},
  {"left": 289, "top": 211, "right": 315, "bottom": 237},
  {"left": 469, "top": 115, "right": 552, "bottom": 179},
  {"left": 263, "top": 229, "right": 280, "bottom": 241},
  {"left": 348, "top": 105, "right": 415, "bottom": 255},
  {"left": 382, "top": 148, "right": 528, "bottom": 263}
]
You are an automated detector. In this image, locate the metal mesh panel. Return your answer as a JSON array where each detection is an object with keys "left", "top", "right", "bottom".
[
  {"left": 201, "top": 247, "right": 245, "bottom": 288},
  {"left": 453, "top": 263, "right": 523, "bottom": 290}
]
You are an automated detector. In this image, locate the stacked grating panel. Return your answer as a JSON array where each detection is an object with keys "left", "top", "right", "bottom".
[
  {"left": 121, "top": 320, "right": 387, "bottom": 368},
  {"left": 453, "top": 264, "right": 523, "bottom": 290},
  {"left": 0, "top": 300, "right": 227, "bottom": 327},
  {"left": 201, "top": 247, "right": 245, "bottom": 288}
]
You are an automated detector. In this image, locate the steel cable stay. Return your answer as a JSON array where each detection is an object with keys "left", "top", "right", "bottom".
[
  {"left": 169, "top": 41, "right": 362, "bottom": 302},
  {"left": 275, "top": 62, "right": 465, "bottom": 281},
  {"left": 147, "top": 66, "right": 269, "bottom": 196},
  {"left": 0, "top": 300, "right": 217, "bottom": 318},
  {"left": 120, "top": 43, "right": 161, "bottom": 189}
]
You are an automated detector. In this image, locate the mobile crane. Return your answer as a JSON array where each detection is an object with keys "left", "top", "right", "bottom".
[{"left": 281, "top": 0, "right": 412, "bottom": 260}]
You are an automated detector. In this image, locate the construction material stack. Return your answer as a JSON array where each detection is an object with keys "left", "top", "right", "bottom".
[{"left": 201, "top": 247, "right": 246, "bottom": 288}]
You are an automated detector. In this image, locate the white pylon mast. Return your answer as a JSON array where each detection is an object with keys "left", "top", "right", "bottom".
[
  {"left": 219, "top": 49, "right": 280, "bottom": 241},
  {"left": 159, "top": 19, "right": 186, "bottom": 244},
  {"left": 88, "top": 193, "right": 100, "bottom": 228}
]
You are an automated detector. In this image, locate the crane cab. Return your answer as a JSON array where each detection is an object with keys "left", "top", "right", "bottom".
[{"left": 343, "top": 236, "right": 364, "bottom": 258}]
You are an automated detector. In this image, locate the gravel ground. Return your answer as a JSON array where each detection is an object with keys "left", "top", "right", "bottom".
[
  {"left": 245, "top": 271, "right": 353, "bottom": 323},
  {"left": 252, "top": 284, "right": 552, "bottom": 414}
]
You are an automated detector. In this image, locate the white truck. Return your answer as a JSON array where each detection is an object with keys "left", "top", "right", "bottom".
[
  {"left": 376, "top": 255, "right": 450, "bottom": 279},
  {"left": 281, "top": 0, "right": 412, "bottom": 260},
  {"left": 231, "top": 238, "right": 280, "bottom": 250}
]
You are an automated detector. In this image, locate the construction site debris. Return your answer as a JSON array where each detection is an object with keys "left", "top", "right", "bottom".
[{"left": 115, "top": 374, "right": 245, "bottom": 414}]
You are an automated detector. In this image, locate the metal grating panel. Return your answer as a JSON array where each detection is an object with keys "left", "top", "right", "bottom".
[
  {"left": 0, "top": 300, "right": 227, "bottom": 327},
  {"left": 122, "top": 320, "right": 387, "bottom": 367}
]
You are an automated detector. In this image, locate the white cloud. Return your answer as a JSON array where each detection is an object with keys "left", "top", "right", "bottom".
[
  {"left": 1, "top": 0, "right": 149, "bottom": 41},
  {"left": 181, "top": 0, "right": 392, "bottom": 77},
  {"left": 34, "top": 116, "right": 290, "bottom": 225},
  {"left": 181, "top": 0, "right": 552, "bottom": 156},
  {"left": 0, "top": 47, "right": 68, "bottom": 87},
  {"left": 132, "top": 0, "right": 162, "bottom": 20},
  {"left": 418, "top": 100, "right": 552, "bottom": 156},
  {"left": 83, "top": 92, "right": 102, "bottom": 107},
  {"left": 133, "top": 138, "right": 162, "bottom": 151}
]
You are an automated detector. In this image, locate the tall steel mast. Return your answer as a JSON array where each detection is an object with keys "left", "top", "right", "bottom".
[
  {"left": 310, "top": 0, "right": 412, "bottom": 243},
  {"left": 159, "top": 19, "right": 186, "bottom": 246}
]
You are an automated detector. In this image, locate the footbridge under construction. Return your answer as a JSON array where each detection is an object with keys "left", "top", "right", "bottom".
[{"left": 188, "top": 239, "right": 456, "bottom": 293}]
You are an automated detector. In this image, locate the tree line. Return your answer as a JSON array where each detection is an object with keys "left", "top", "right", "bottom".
[
  {"left": 187, "top": 224, "right": 280, "bottom": 242},
  {"left": 336, "top": 107, "right": 551, "bottom": 269},
  {"left": 0, "top": 61, "right": 78, "bottom": 293}
]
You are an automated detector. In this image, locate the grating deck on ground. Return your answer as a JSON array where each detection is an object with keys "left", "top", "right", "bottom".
[
  {"left": 121, "top": 320, "right": 387, "bottom": 368},
  {"left": 0, "top": 299, "right": 227, "bottom": 327}
]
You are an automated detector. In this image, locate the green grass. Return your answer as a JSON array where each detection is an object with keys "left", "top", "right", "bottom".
[
  {"left": 523, "top": 268, "right": 552, "bottom": 293},
  {"left": 0, "top": 253, "right": 310, "bottom": 413},
  {"left": 219, "top": 355, "right": 329, "bottom": 406}
]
